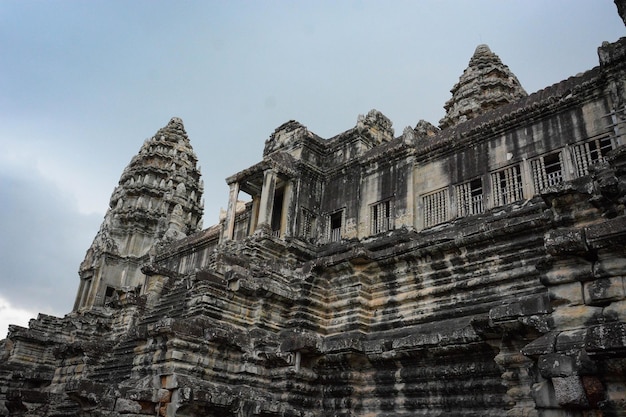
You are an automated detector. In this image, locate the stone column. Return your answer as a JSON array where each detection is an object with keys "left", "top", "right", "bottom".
[
  {"left": 279, "top": 180, "right": 293, "bottom": 237},
  {"left": 256, "top": 169, "right": 277, "bottom": 230},
  {"left": 520, "top": 158, "right": 534, "bottom": 200},
  {"left": 223, "top": 181, "right": 240, "bottom": 241},
  {"left": 561, "top": 145, "right": 576, "bottom": 181},
  {"left": 249, "top": 195, "right": 260, "bottom": 235}
]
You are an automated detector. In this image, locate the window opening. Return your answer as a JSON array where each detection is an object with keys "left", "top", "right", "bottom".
[
  {"left": 491, "top": 164, "right": 524, "bottom": 206},
  {"left": 456, "top": 178, "right": 483, "bottom": 217},
  {"left": 573, "top": 136, "right": 614, "bottom": 177},
  {"left": 371, "top": 200, "right": 393, "bottom": 234},
  {"left": 77, "top": 277, "right": 92, "bottom": 309},
  {"left": 330, "top": 211, "right": 342, "bottom": 242},
  {"left": 270, "top": 188, "right": 284, "bottom": 237},
  {"left": 233, "top": 190, "right": 253, "bottom": 239},
  {"left": 104, "top": 286, "right": 116, "bottom": 306},
  {"left": 531, "top": 152, "right": 563, "bottom": 191},
  {"left": 423, "top": 189, "right": 449, "bottom": 228}
]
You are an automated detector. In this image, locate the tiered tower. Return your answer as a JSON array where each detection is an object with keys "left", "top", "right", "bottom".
[
  {"left": 74, "top": 117, "right": 203, "bottom": 310},
  {"left": 439, "top": 44, "right": 527, "bottom": 129}
]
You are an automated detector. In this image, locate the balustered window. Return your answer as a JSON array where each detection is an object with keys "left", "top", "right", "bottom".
[
  {"left": 456, "top": 178, "right": 484, "bottom": 217},
  {"left": 329, "top": 210, "right": 343, "bottom": 242},
  {"left": 531, "top": 152, "right": 563, "bottom": 191},
  {"left": 491, "top": 164, "right": 524, "bottom": 206},
  {"left": 300, "top": 208, "right": 316, "bottom": 239},
  {"left": 370, "top": 199, "right": 393, "bottom": 235},
  {"left": 422, "top": 188, "right": 449, "bottom": 228},
  {"left": 573, "top": 135, "right": 614, "bottom": 177}
]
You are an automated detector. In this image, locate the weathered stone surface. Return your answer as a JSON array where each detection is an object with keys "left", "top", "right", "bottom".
[
  {"left": 584, "top": 276, "right": 625, "bottom": 305},
  {"left": 541, "top": 257, "right": 594, "bottom": 285},
  {"left": 531, "top": 380, "right": 558, "bottom": 409},
  {"left": 439, "top": 44, "right": 527, "bottom": 129},
  {"left": 549, "top": 281, "right": 584, "bottom": 306},
  {"left": 552, "top": 376, "right": 589, "bottom": 407},
  {"left": 2, "top": 18, "right": 626, "bottom": 417},
  {"left": 585, "top": 322, "right": 626, "bottom": 353},
  {"left": 551, "top": 305, "right": 603, "bottom": 330},
  {"left": 604, "top": 299, "right": 626, "bottom": 321}
]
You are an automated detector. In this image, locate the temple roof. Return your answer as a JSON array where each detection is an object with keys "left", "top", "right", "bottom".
[
  {"left": 439, "top": 44, "right": 527, "bottom": 130},
  {"left": 82, "top": 117, "right": 205, "bottom": 270}
]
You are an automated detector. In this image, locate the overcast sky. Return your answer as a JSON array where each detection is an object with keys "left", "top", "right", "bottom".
[{"left": 1, "top": 1, "right": 624, "bottom": 337}]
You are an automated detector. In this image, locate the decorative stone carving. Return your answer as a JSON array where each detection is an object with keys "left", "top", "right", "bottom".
[
  {"left": 2, "top": 24, "right": 626, "bottom": 417},
  {"left": 439, "top": 44, "right": 527, "bottom": 130}
]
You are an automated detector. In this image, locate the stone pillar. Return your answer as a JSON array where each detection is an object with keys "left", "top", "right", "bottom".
[
  {"left": 561, "top": 145, "right": 576, "bottom": 181},
  {"left": 279, "top": 180, "right": 293, "bottom": 237},
  {"left": 520, "top": 158, "right": 534, "bottom": 200},
  {"left": 249, "top": 195, "right": 260, "bottom": 235},
  {"left": 223, "top": 181, "right": 240, "bottom": 241},
  {"left": 256, "top": 170, "right": 277, "bottom": 230}
]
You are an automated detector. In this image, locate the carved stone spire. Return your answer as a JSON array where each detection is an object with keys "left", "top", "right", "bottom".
[
  {"left": 75, "top": 117, "right": 203, "bottom": 310},
  {"left": 439, "top": 44, "right": 527, "bottom": 130}
]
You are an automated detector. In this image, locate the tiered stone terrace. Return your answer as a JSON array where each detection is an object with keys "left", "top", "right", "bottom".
[{"left": 2, "top": 19, "right": 626, "bottom": 417}]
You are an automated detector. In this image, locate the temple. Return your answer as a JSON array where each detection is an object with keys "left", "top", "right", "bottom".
[{"left": 2, "top": 7, "right": 626, "bottom": 417}]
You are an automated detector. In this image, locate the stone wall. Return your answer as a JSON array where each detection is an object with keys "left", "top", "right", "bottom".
[{"left": 1, "top": 30, "right": 626, "bottom": 417}]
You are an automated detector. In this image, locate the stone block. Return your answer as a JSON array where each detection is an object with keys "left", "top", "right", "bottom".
[
  {"left": 544, "top": 229, "right": 587, "bottom": 256},
  {"left": 603, "top": 299, "right": 626, "bottom": 321},
  {"left": 581, "top": 376, "right": 604, "bottom": 408},
  {"left": 489, "top": 302, "right": 522, "bottom": 321},
  {"left": 522, "top": 332, "right": 556, "bottom": 356},
  {"left": 551, "top": 305, "right": 603, "bottom": 330},
  {"left": 531, "top": 380, "right": 558, "bottom": 408},
  {"left": 594, "top": 257, "right": 626, "bottom": 278},
  {"left": 584, "top": 276, "right": 625, "bottom": 305},
  {"left": 161, "top": 374, "right": 177, "bottom": 390},
  {"left": 542, "top": 258, "right": 594, "bottom": 285},
  {"left": 153, "top": 388, "right": 171, "bottom": 403},
  {"left": 552, "top": 376, "right": 588, "bottom": 407},
  {"left": 114, "top": 398, "right": 142, "bottom": 413},
  {"left": 519, "top": 314, "right": 552, "bottom": 333},
  {"left": 585, "top": 322, "right": 626, "bottom": 353},
  {"left": 555, "top": 329, "right": 587, "bottom": 352},
  {"left": 534, "top": 411, "right": 578, "bottom": 417},
  {"left": 541, "top": 349, "right": 597, "bottom": 379},
  {"left": 604, "top": 380, "right": 626, "bottom": 410},
  {"left": 539, "top": 354, "right": 576, "bottom": 378},
  {"left": 489, "top": 294, "right": 551, "bottom": 322},
  {"left": 549, "top": 282, "right": 584, "bottom": 306},
  {"left": 586, "top": 218, "right": 626, "bottom": 250}
]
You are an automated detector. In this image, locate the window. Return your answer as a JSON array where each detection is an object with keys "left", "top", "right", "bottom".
[
  {"left": 456, "top": 178, "right": 483, "bottom": 217},
  {"left": 329, "top": 211, "right": 343, "bottom": 242},
  {"left": 491, "top": 164, "right": 524, "bottom": 206},
  {"left": 371, "top": 200, "right": 393, "bottom": 234},
  {"left": 270, "top": 188, "right": 284, "bottom": 237},
  {"left": 300, "top": 208, "right": 316, "bottom": 239},
  {"left": 423, "top": 189, "right": 449, "bottom": 228},
  {"left": 104, "top": 286, "right": 116, "bottom": 306},
  {"left": 573, "top": 136, "right": 614, "bottom": 177},
  {"left": 531, "top": 152, "right": 563, "bottom": 191}
]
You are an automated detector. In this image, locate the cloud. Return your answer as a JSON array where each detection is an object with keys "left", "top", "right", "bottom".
[
  {"left": 0, "top": 164, "right": 101, "bottom": 321},
  {"left": 0, "top": 295, "right": 38, "bottom": 339}
]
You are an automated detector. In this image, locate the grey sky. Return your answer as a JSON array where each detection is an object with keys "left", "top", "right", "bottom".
[{"left": 0, "top": 0, "right": 624, "bottom": 335}]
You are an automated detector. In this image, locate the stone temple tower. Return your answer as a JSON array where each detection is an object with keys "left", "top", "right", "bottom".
[
  {"left": 74, "top": 117, "right": 203, "bottom": 310},
  {"left": 439, "top": 44, "right": 527, "bottom": 129}
]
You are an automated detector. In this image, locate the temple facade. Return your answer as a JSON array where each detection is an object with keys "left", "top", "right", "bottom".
[{"left": 2, "top": 10, "right": 626, "bottom": 417}]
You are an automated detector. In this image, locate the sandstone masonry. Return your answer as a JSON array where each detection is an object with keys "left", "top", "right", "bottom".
[{"left": 2, "top": 9, "right": 626, "bottom": 417}]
